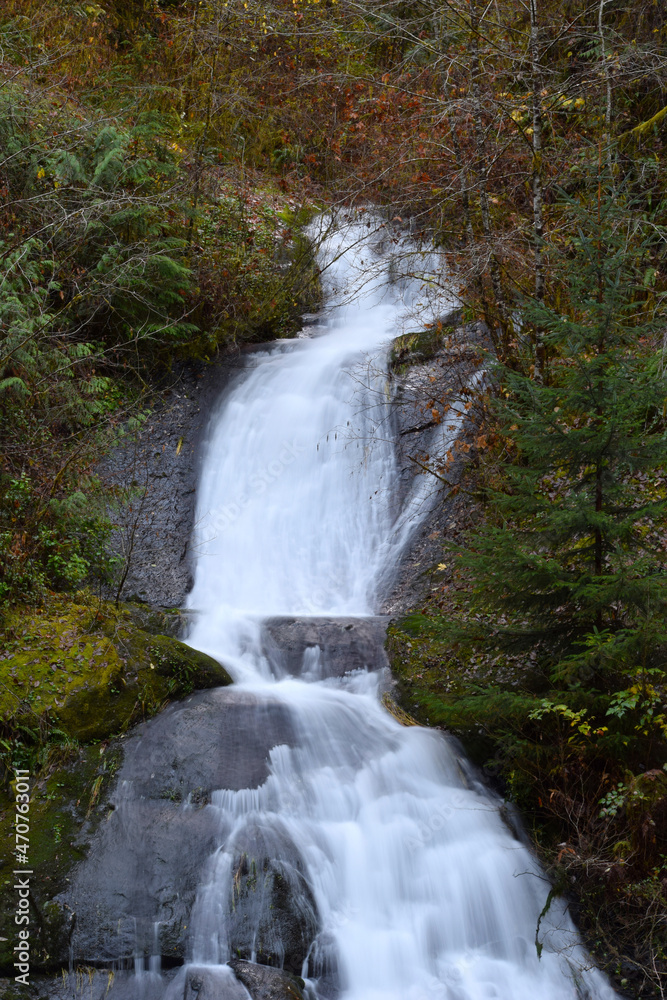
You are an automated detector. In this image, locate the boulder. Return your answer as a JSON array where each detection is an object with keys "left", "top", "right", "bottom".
[
  {"left": 180, "top": 964, "right": 253, "bottom": 1000},
  {"left": 0, "top": 597, "right": 233, "bottom": 745},
  {"left": 230, "top": 960, "right": 305, "bottom": 1000},
  {"left": 260, "top": 616, "right": 389, "bottom": 679},
  {"left": 64, "top": 688, "right": 296, "bottom": 967},
  {"left": 120, "top": 687, "right": 295, "bottom": 798},
  {"left": 225, "top": 820, "right": 319, "bottom": 976},
  {"left": 55, "top": 629, "right": 233, "bottom": 742}
]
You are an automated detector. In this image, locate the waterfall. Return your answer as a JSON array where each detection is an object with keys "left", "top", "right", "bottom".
[
  {"left": 185, "top": 219, "right": 449, "bottom": 653},
  {"left": 162, "top": 217, "right": 617, "bottom": 1000}
]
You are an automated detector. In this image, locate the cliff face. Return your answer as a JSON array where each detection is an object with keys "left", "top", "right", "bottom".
[
  {"left": 382, "top": 317, "right": 485, "bottom": 613},
  {"left": 99, "top": 353, "right": 248, "bottom": 609}
]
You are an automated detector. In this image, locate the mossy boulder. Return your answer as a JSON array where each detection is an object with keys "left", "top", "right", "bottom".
[
  {"left": 389, "top": 323, "right": 456, "bottom": 374},
  {"left": 54, "top": 628, "right": 232, "bottom": 742},
  {"left": 0, "top": 594, "right": 232, "bottom": 743}
]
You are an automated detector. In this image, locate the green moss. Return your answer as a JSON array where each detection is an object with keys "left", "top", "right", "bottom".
[
  {"left": 120, "top": 602, "right": 185, "bottom": 639},
  {"left": 386, "top": 622, "right": 606, "bottom": 762},
  {"left": 0, "top": 594, "right": 232, "bottom": 744},
  {"left": 386, "top": 623, "right": 504, "bottom": 764},
  {"left": 0, "top": 740, "right": 123, "bottom": 971},
  {"left": 389, "top": 324, "right": 456, "bottom": 374},
  {"left": 0, "top": 593, "right": 233, "bottom": 975}
]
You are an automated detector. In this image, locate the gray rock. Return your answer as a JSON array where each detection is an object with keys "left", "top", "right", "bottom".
[
  {"left": 23, "top": 968, "right": 182, "bottom": 1000},
  {"left": 64, "top": 688, "right": 296, "bottom": 966},
  {"left": 120, "top": 687, "right": 295, "bottom": 798},
  {"left": 382, "top": 319, "right": 490, "bottom": 614},
  {"left": 226, "top": 821, "right": 319, "bottom": 976},
  {"left": 180, "top": 965, "right": 253, "bottom": 1000},
  {"left": 261, "top": 616, "right": 389, "bottom": 678},
  {"left": 67, "top": 801, "right": 219, "bottom": 964},
  {"left": 230, "top": 960, "right": 305, "bottom": 1000},
  {"left": 100, "top": 354, "right": 247, "bottom": 609}
]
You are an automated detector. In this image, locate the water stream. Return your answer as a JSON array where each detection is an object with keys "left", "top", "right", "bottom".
[{"left": 153, "top": 219, "right": 619, "bottom": 1000}]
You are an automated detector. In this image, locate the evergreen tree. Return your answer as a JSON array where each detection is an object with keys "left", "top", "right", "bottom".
[{"left": 453, "top": 195, "right": 667, "bottom": 685}]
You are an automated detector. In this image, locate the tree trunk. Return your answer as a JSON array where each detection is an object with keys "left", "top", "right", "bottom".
[
  {"left": 529, "top": 0, "right": 545, "bottom": 302},
  {"left": 598, "top": 0, "right": 614, "bottom": 179},
  {"left": 450, "top": 125, "right": 474, "bottom": 247},
  {"left": 529, "top": 0, "right": 546, "bottom": 378},
  {"left": 468, "top": 0, "right": 509, "bottom": 351}
]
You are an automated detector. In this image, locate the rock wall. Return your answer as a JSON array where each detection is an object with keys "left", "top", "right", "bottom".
[{"left": 99, "top": 353, "right": 247, "bottom": 608}]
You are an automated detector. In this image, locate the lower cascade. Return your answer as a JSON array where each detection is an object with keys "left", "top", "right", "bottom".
[{"left": 64, "top": 220, "right": 617, "bottom": 1000}]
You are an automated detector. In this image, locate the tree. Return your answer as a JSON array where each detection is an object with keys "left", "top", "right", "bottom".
[{"left": 448, "top": 190, "right": 667, "bottom": 697}]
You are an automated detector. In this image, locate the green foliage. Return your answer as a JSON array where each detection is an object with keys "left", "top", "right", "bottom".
[
  {"left": 0, "top": 78, "right": 320, "bottom": 603},
  {"left": 191, "top": 193, "right": 322, "bottom": 346},
  {"left": 398, "top": 194, "right": 667, "bottom": 784},
  {"left": 2, "top": 101, "right": 200, "bottom": 348},
  {"left": 0, "top": 474, "right": 118, "bottom": 602},
  {"left": 0, "top": 230, "right": 121, "bottom": 603},
  {"left": 453, "top": 196, "right": 667, "bottom": 676},
  {"left": 0, "top": 238, "right": 112, "bottom": 426}
]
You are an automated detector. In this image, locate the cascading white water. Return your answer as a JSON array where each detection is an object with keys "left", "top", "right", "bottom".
[
  {"left": 177, "top": 218, "right": 617, "bottom": 1000},
  {"left": 186, "top": 220, "right": 450, "bottom": 675}
]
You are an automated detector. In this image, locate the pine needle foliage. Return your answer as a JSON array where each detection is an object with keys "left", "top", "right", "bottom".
[
  {"left": 402, "top": 193, "right": 667, "bottom": 760},
  {"left": 445, "top": 195, "right": 667, "bottom": 669}
]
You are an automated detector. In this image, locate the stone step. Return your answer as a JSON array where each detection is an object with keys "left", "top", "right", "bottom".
[{"left": 260, "top": 615, "right": 390, "bottom": 678}]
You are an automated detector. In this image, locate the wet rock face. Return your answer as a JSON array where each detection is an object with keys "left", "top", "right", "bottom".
[
  {"left": 181, "top": 964, "right": 254, "bottom": 1000},
  {"left": 121, "top": 687, "right": 296, "bottom": 797},
  {"left": 6, "top": 961, "right": 307, "bottom": 1000},
  {"left": 64, "top": 688, "right": 296, "bottom": 967},
  {"left": 99, "top": 355, "right": 244, "bottom": 609},
  {"left": 382, "top": 319, "right": 489, "bottom": 615},
  {"left": 229, "top": 959, "right": 305, "bottom": 1000},
  {"left": 226, "top": 821, "right": 319, "bottom": 976},
  {"left": 261, "top": 616, "right": 389, "bottom": 678}
]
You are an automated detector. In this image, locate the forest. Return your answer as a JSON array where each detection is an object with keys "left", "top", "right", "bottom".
[{"left": 1, "top": 0, "right": 667, "bottom": 997}]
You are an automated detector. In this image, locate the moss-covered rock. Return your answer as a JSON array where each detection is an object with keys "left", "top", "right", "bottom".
[
  {"left": 0, "top": 594, "right": 232, "bottom": 743},
  {"left": 389, "top": 323, "right": 456, "bottom": 374},
  {"left": 119, "top": 601, "right": 187, "bottom": 639}
]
